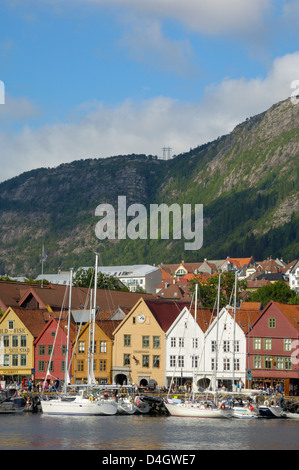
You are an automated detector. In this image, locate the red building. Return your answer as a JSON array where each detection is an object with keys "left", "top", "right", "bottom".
[
  {"left": 34, "top": 315, "right": 76, "bottom": 389},
  {"left": 246, "top": 301, "right": 299, "bottom": 396}
]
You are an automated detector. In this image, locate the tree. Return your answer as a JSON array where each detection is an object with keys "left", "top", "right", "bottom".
[
  {"left": 188, "top": 271, "right": 247, "bottom": 308},
  {"left": 73, "top": 268, "right": 129, "bottom": 291},
  {"left": 246, "top": 281, "right": 299, "bottom": 305}
]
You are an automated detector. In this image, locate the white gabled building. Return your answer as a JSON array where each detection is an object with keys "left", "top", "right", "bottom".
[
  {"left": 165, "top": 305, "right": 213, "bottom": 388},
  {"left": 202, "top": 302, "right": 262, "bottom": 391}
]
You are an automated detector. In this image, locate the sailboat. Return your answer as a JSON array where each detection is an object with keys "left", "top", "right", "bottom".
[
  {"left": 41, "top": 255, "right": 118, "bottom": 416},
  {"left": 164, "top": 281, "right": 232, "bottom": 419}
]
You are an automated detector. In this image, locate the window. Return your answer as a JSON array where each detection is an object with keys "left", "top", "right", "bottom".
[
  {"left": 285, "top": 357, "right": 292, "bottom": 370},
  {"left": 211, "top": 340, "right": 217, "bottom": 352},
  {"left": 20, "top": 335, "right": 27, "bottom": 347},
  {"left": 8, "top": 321, "right": 14, "bottom": 330},
  {"left": 142, "top": 336, "right": 150, "bottom": 348},
  {"left": 38, "top": 345, "right": 45, "bottom": 356},
  {"left": 4, "top": 355, "right": 9, "bottom": 367},
  {"left": 153, "top": 336, "right": 160, "bottom": 348},
  {"left": 264, "top": 338, "right": 272, "bottom": 350},
  {"left": 12, "top": 336, "right": 18, "bottom": 348},
  {"left": 12, "top": 354, "right": 18, "bottom": 366},
  {"left": 47, "top": 345, "right": 53, "bottom": 355},
  {"left": 78, "top": 341, "right": 85, "bottom": 353},
  {"left": 47, "top": 361, "right": 54, "bottom": 372},
  {"left": 223, "top": 358, "right": 230, "bottom": 371},
  {"left": 132, "top": 317, "right": 136, "bottom": 324},
  {"left": 77, "top": 360, "right": 84, "bottom": 372},
  {"left": 100, "top": 341, "right": 107, "bottom": 353},
  {"left": 177, "top": 355, "right": 184, "bottom": 368},
  {"left": 170, "top": 337, "right": 176, "bottom": 348},
  {"left": 234, "top": 340, "right": 240, "bottom": 353},
  {"left": 142, "top": 355, "right": 149, "bottom": 368},
  {"left": 170, "top": 355, "right": 176, "bottom": 367},
  {"left": 124, "top": 335, "right": 131, "bottom": 347},
  {"left": 268, "top": 318, "right": 276, "bottom": 328},
  {"left": 20, "top": 355, "right": 27, "bottom": 367},
  {"left": 264, "top": 356, "right": 272, "bottom": 369},
  {"left": 178, "top": 338, "right": 184, "bottom": 348},
  {"left": 211, "top": 358, "right": 218, "bottom": 371},
  {"left": 100, "top": 360, "right": 106, "bottom": 371},
  {"left": 38, "top": 361, "right": 45, "bottom": 372},
  {"left": 275, "top": 357, "right": 284, "bottom": 370},
  {"left": 124, "top": 354, "right": 130, "bottom": 366},
  {"left": 192, "top": 338, "right": 198, "bottom": 348},
  {"left": 3, "top": 336, "right": 9, "bottom": 347},
  {"left": 253, "top": 355, "right": 261, "bottom": 369},
  {"left": 61, "top": 361, "right": 65, "bottom": 372},
  {"left": 192, "top": 355, "right": 198, "bottom": 368},
  {"left": 253, "top": 338, "right": 261, "bottom": 350},
  {"left": 153, "top": 355, "right": 160, "bottom": 368},
  {"left": 223, "top": 341, "right": 230, "bottom": 352},
  {"left": 284, "top": 339, "right": 292, "bottom": 351},
  {"left": 61, "top": 345, "right": 67, "bottom": 356},
  {"left": 234, "top": 358, "right": 240, "bottom": 371}
]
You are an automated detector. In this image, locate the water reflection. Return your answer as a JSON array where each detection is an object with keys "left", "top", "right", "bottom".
[{"left": 0, "top": 414, "right": 298, "bottom": 450}]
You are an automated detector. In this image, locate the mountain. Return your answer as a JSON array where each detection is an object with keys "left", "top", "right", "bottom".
[{"left": 0, "top": 98, "right": 298, "bottom": 276}]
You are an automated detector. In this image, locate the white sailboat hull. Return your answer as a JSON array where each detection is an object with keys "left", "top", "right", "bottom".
[
  {"left": 117, "top": 400, "right": 137, "bottom": 415},
  {"left": 165, "top": 402, "right": 232, "bottom": 418},
  {"left": 41, "top": 397, "right": 118, "bottom": 415}
]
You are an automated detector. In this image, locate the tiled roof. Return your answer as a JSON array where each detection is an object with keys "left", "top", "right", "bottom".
[{"left": 144, "top": 299, "right": 191, "bottom": 332}]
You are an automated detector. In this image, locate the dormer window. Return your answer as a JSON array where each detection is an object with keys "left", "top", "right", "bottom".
[{"left": 8, "top": 321, "right": 14, "bottom": 330}]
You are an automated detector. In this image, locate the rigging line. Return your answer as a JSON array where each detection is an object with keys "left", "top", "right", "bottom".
[
  {"left": 69, "top": 265, "right": 94, "bottom": 368},
  {"left": 42, "top": 284, "right": 68, "bottom": 394}
]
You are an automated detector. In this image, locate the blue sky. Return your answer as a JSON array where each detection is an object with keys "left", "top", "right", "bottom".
[{"left": 0, "top": 0, "right": 298, "bottom": 181}]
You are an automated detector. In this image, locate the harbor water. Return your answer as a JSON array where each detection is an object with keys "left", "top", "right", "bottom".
[{"left": 0, "top": 413, "right": 298, "bottom": 451}]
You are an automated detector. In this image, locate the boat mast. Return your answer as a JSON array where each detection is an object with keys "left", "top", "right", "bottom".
[
  {"left": 232, "top": 270, "right": 237, "bottom": 391},
  {"left": 89, "top": 253, "right": 98, "bottom": 385},
  {"left": 64, "top": 268, "right": 73, "bottom": 394},
  {"left": 192, "top": 283, "right": 198, "bottom": 393},
  {"left": 214, "top": 273, "right": 221, "bottom": 394}
]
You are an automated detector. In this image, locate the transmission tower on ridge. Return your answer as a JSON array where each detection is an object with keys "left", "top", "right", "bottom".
[{"left": 162, "top": 147, "right": 172, "bottom": 160}]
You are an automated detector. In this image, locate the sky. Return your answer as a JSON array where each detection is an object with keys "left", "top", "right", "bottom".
[{"left": 0, "top": 0, "right": 298, "bottom": 182}]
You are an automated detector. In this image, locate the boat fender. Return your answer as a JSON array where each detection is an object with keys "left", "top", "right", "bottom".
[
  {"left": 220, "top": 404, "right": 225, "bottom": 410},
  {"left": 135, "top": 396, "right": 141, "bottom": 407},
  {"left": 89, "top": 396, "right": 94, "bottom": 402},
  {"left": 264, "top": 400, "right": 269, "bottom": 406}
]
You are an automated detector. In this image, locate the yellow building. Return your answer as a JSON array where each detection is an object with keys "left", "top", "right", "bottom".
[
  {"left": 0, "top": 307, "right": 47, "bottom": 386},
  {"left": 112, "top": 298, "right": 187, "bottom": 387},
  {"left": 72, "top": 319, "right": 120, "bottom": 385}
]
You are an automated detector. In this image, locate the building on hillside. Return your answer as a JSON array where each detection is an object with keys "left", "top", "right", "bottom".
[
  {"left": 0, "top": 307, "right": 48, "bottom": 388},
  {"left": 112, "top": 298, "right": 189, "bottom": 387},
  {"left": 219, "top": 257, "right": 255, "bottom": 278},
  {"left": 289, "top": 259, "right": 299, "bottom": 294},
  {"left": 78, "top": 264, "right": 162, "bottom": 294},
  {"left": 246, "top": 301, "right": 299, "bottom": 396}
]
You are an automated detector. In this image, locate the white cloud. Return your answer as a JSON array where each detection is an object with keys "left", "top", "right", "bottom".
[{"left": 0, "top": 52, "right": 298, "bottom": 182}]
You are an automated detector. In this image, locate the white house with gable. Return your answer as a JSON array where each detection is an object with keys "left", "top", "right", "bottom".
[{"left": 165, "top": 305, "right": 213, "bottom": 388}]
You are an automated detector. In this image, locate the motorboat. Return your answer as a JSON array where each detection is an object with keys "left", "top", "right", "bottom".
[{"left": 258, "top": 404, "right": 284, "bottom": 418}]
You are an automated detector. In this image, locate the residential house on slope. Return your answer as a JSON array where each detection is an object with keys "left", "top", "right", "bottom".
[
  {"left": 289, "top": 259, "right": 299, "bottom": 294},
  {"left": 112, "top": 298, "right": 189, "bottom": 387},
  {"left": 246, "top": 301, "right": 299, "bottom": 396}
]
